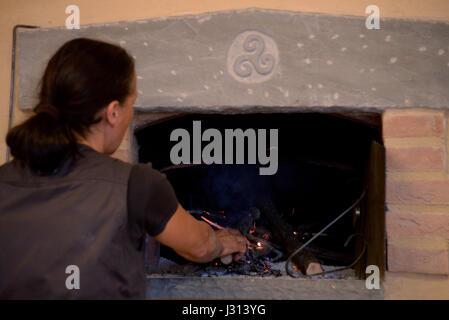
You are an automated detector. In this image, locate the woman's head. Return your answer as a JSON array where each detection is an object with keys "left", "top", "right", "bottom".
[{"left": 6, "top": 38, "right": 136, "bottom": 174}]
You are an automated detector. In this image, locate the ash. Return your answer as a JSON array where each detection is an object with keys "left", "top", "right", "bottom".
[
  {"left": 147, "top": 257, "right": 357, "bottom": 280},
  {"left": 147, "top": 206, "right": 358, "bottom": 280}
]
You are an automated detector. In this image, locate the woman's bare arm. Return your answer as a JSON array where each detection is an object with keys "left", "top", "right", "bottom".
[{"left": 154, "top": 204, "right": 247, "bottom": 263}]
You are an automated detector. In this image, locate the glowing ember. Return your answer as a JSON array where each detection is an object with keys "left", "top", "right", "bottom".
[
  {"left": 200, "top": 216, "right": 224, "bottom": 230},
  {"left": 249, "top": 221, "right": 257, "bottom": 235}
]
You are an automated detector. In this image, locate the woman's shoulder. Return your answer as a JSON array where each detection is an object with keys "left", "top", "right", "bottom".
[
  {"left": 128, "top": 162, "right": 168, "bottom": 184},
  {"left": 60, "top": 144, "right": 135, "bottom": 185}
]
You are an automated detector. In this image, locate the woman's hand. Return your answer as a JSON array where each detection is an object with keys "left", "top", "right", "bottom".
[
  {"left": 215, "top": 228, "right": 248, "bottom": 263},
  {"left": 155, "top": 204, "right": 248, "bottom": 264}
]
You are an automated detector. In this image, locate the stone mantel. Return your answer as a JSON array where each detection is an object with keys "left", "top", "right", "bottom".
[{"left": 16, "top": 8, "right": 449, "bottom": 112}]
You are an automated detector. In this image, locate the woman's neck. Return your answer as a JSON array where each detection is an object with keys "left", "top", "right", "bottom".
[{"left": 76, "top": 132, "right": 105, "bottom": 154}]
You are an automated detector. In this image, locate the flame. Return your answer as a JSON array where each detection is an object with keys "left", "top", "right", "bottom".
[
  {"left": 257, "top": 242, "right": 262, "bottom": 247},
  {"left": 249, "top": 221, "right": 256, "bottom": 234}
]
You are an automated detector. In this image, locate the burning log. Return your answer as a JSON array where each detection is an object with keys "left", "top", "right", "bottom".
[{"left": 257, "top": 200, "right": 321, "bottom": 275}]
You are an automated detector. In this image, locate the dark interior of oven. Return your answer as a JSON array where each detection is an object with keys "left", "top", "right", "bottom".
[{"left": 135, "top": 112, "right": 385, "bottom": 279}]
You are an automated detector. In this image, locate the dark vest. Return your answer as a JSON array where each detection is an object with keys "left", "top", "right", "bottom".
[{"left": 0, "top": 144, "right": 145, "bottom": 299}]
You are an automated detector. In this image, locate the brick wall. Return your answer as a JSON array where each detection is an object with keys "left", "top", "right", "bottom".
[{"left": 384, "top": 108, "right": 449, "bottom": 275}]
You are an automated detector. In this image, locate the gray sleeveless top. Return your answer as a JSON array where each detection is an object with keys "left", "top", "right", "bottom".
[{"left": 0, "top": 144, "right": 178, "bottom": 299}]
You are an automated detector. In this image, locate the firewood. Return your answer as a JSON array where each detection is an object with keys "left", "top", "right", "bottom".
[{"left": 257, "top": 200, "right": 320, "bottom": 275}]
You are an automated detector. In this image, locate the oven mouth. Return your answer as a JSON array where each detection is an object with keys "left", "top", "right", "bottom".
[{"left": 135, "top": 111, "right": 385, "bottom": 299}]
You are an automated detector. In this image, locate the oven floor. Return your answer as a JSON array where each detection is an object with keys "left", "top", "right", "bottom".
[
  {"left": 146, "top": 258, "right": 383, "bottom": 299},
  {"left": 145, "top": 275, "right": 384, "bottom": 299}
]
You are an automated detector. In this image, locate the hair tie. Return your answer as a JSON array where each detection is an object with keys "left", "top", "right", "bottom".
[{"left": 35, "top": 103, "right": 60, "bottom": 120}]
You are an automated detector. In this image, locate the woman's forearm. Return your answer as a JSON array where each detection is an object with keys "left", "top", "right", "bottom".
[{"left": 190, "top": 222, "right": 224, "bottom": 263}]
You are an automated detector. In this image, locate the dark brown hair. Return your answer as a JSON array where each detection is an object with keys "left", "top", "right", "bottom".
[{"left": 6, "top": 38, "right": 135, "bottom": 175}]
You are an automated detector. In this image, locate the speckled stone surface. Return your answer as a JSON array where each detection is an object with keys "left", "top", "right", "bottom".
[
  {"left": 146, "top": 258, "right": 382, "bottom": 299},
  {"left": 17, "top": 8, "right": 449, "bottom": 111},
  {"left": 145, "top": 275, "right": 384, "bottom": 299}
]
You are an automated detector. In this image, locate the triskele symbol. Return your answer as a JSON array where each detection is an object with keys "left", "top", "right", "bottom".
[{"left": 233, "top": 34, "right": 275, "bottom": 78}]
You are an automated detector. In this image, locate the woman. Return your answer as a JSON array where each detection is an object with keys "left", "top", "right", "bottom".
[{"left": 0, "top": 38, "right": 247, "bottom": 299}]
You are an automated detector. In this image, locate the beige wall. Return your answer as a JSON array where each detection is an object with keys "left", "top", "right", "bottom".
[
  {"left": 1, "top": 0, "right": 449, "bottom": 298},
  {"left": 1, "top": 0, "right": 449, "bottom": 163}
]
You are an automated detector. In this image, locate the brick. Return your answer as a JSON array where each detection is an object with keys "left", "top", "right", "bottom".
[
  {"left": 383, "top": 112, "right": 444, "bottom": 138},
  {"left": 386, "top": 147, "right": 445, "bottom": 172},
  {"left": 388, "top": 243, "right": 448, "bottom": 275},
  {"left": 386, "top": 179, "right": 449, "bottom": 205},
  {"left": 386, "top": 211, "right": 449, "bottom": 238},
  {"left": 387, "top": 172, "right": 447, "bottom": 181},
  {"left": 384, "top": 272, "right": 449, "bottom": 300}
]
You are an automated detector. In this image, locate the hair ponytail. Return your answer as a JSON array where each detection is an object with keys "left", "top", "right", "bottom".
[
  {"left": 6, "top": 109, "right": 76, "bottom": 175},
  {"left": 6, "top": 38, "right": 135, "bottom": 175}
]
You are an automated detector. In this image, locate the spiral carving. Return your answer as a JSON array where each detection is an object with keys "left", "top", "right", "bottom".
[
  {"left": 227, "top": 31, "right": 279, "bottom": 83},
  {"left": 233, "top": 34, "right": 275, "bottom": 78}
]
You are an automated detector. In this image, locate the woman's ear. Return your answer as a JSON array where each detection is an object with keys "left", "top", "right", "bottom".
[{"left": 104, "top": 100, "right": 121, "bottom": 126}]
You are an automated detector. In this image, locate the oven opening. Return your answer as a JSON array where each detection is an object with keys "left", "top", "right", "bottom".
[{"left": 135, "top": 111, "right": 385, "bottom": 297}]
